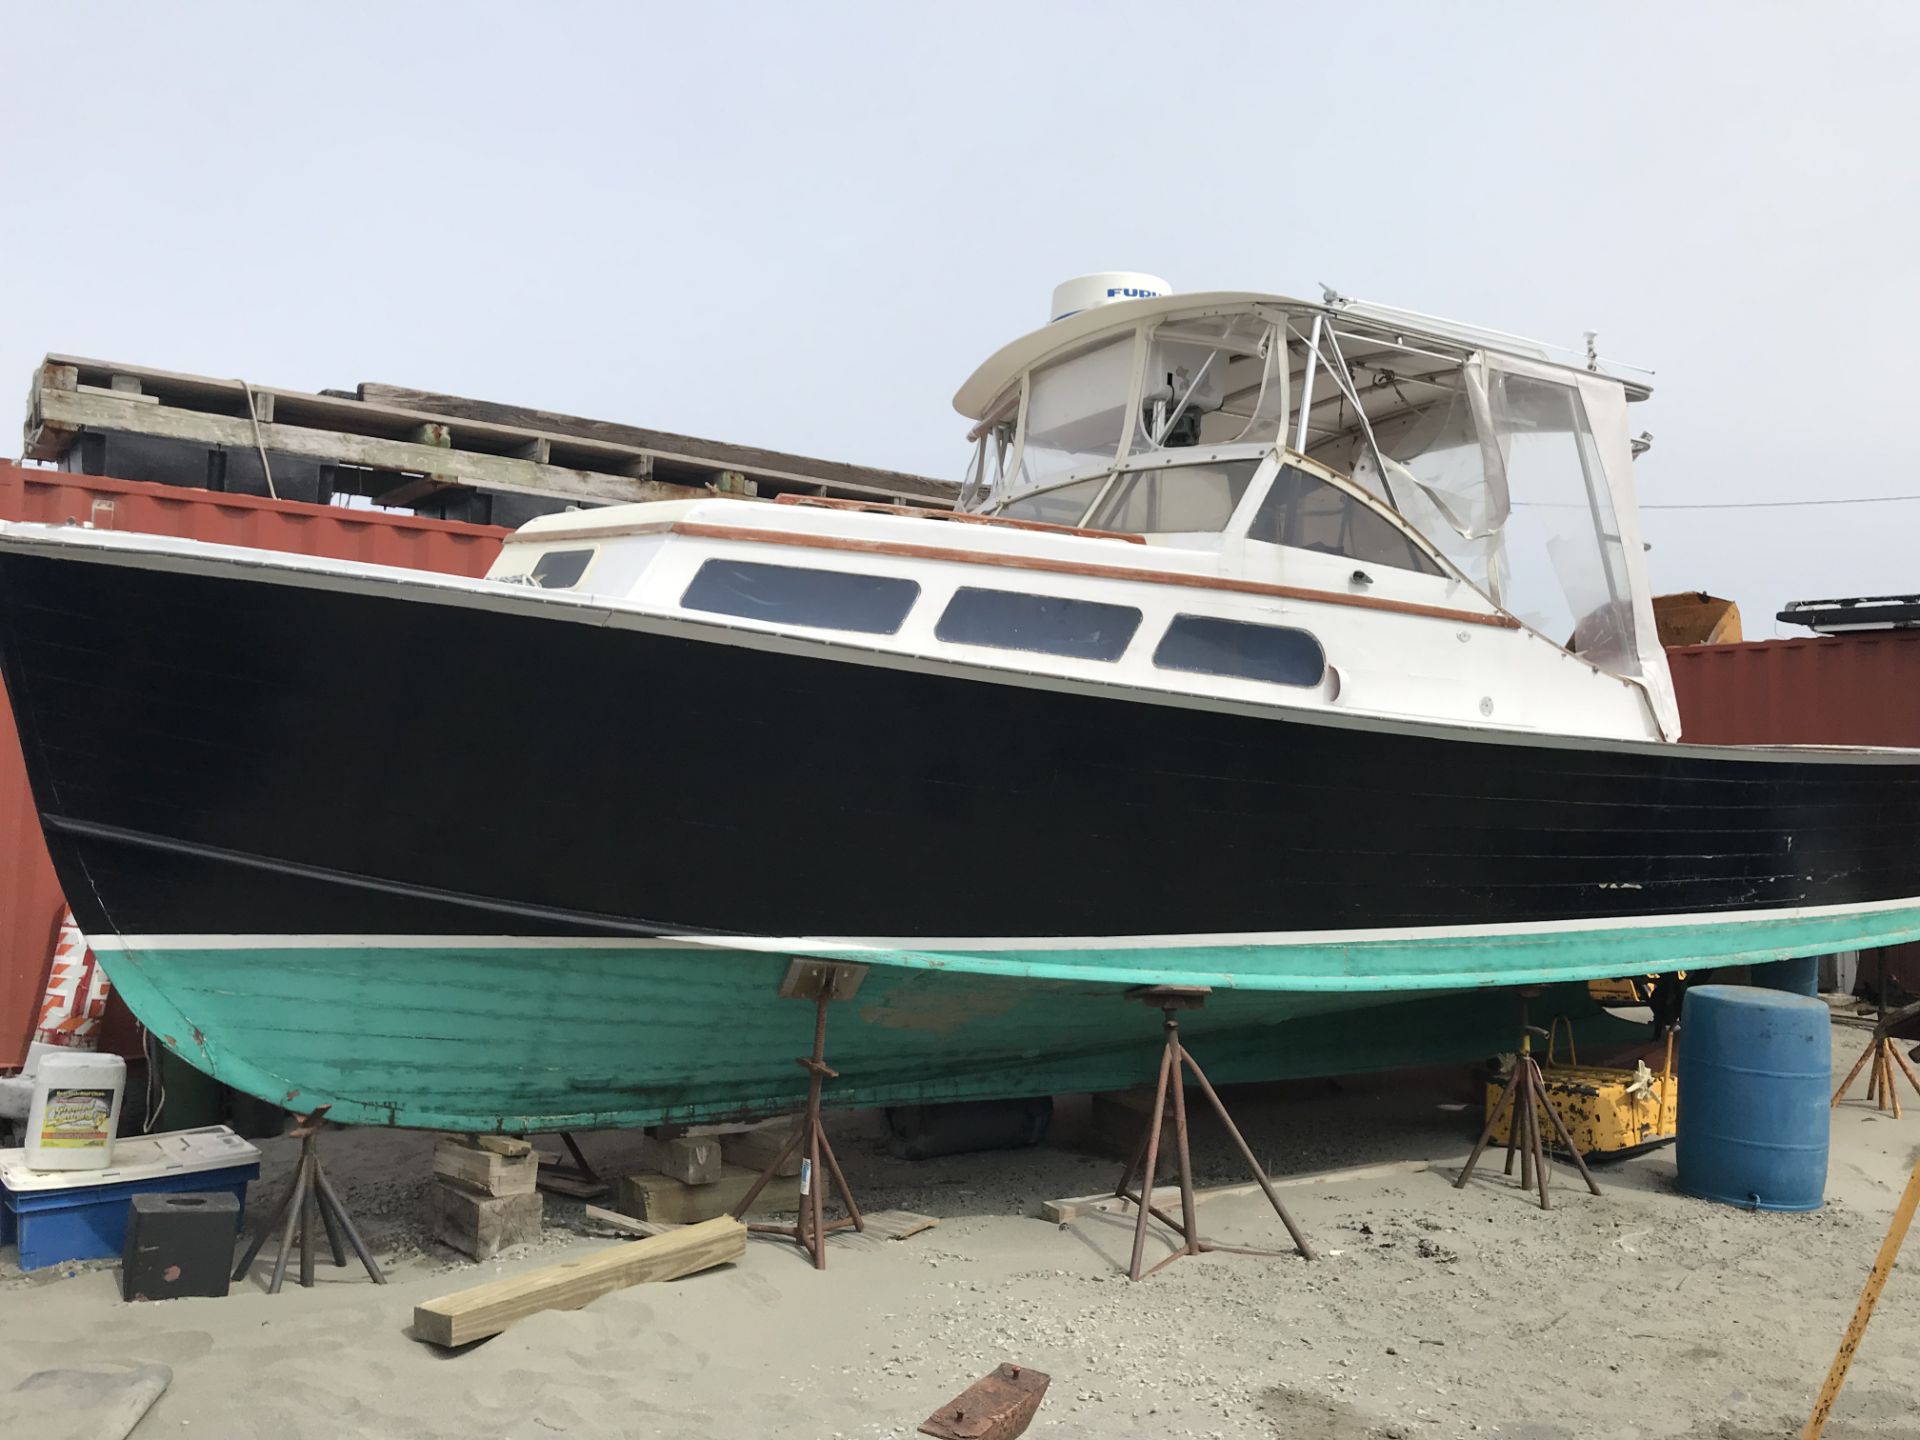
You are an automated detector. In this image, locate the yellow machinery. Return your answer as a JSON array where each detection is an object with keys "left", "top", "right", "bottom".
[{"left": 1486, "top": 1021, "right": 1676, "bottom": 1159}]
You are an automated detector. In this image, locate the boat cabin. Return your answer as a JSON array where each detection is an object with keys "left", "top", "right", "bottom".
[{"left": 487, "top": 287, "right": 1679, "bottom": 746}]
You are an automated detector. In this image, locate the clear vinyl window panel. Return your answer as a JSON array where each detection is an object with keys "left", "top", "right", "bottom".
[
  {"left": 1087, "top": 459, "right": 1260, "bottom": 535},
  {"left": 528, "top": 549, "right": 594, "bottom": 589},
  {"left": 1491, "top": 373, "right": 1635, "bottom": 669},
  {"left": 1152, "top": 615, "right": 1326, "bottom": 687},
  {"left": 997, "top": 477, "right": 1110, "bottom": 527},
  {"left": 681, "top": 559, "right": 919, "bottom": 634},
  {"left": 1247, "top": 466, "right": 1443, "bottom": 576},
  {"left": 936, "top": 587, "right": 1141, "bottom": 661}
]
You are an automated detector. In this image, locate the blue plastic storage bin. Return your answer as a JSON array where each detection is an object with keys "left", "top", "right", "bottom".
[{"left": 2, "top": 1125, "right": 261, "bottom": 1271}]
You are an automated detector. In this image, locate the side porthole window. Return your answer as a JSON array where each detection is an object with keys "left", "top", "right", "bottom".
[
  {"left": 936, "top": 588, "right": 1141, "bottom": 661},
  {"left": 1153, "top": 615, "right": 1325, "bottom": 687},
  {"left": 681, "top": 558, "right": 920, "bottom": 634},
  {"left": 530, "top": 549, "right": 594, "bottom": 588}
]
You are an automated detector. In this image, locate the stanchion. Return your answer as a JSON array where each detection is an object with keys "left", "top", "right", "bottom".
[
  {"left": 1454, "top": 989, "right": 1602, "bottom": 1210},
  {"left": 731, "top": 960, "right": 867, "bottom": 1269},
  {"left": 1111, "top": 985, "right": 1314, "bottom": 1280},
  {"left": 1832, "top": 956, "right": 1920, "bottom": 1116},
  {"left": 232, "top": 1105, "right": 385, "bottom": 1292}
]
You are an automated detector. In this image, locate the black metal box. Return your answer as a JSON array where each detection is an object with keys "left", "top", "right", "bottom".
[{"left": 121, "top": 1191, "right": 240, "bottom": 1301}]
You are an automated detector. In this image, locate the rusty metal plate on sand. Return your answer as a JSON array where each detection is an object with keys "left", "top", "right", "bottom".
[{"left": 918, "top": 1363, "right": 1050, "bottom": 1440}]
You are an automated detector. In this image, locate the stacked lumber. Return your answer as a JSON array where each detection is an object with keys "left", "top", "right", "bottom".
[
  {"left": 414, "top": 1216, "right": 745, "bottom": 1347},
  {"left": 23, "top": 354, "right": 957, "bottom": 526},
  {"left": 433, "top": 1135, "right": 543, "bottom": 1260}
]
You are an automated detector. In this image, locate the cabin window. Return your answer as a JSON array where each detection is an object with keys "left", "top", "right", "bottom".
[
  {"left": 1248, "top": 465, "right": 1444, "bottom": 576},
  {"left": 1153, "top": 615, "right": 1325, "bottom": 687},
  {"left": 529, "top": 549, "right": 594, "bottom": 588},
  {"left": 681, "top": 559, "right": 919, "bottom": 634},
  {"left": 998, "top": 476, "right": 1109, "bottom": 527},
  {"left": 936, "top": 587, "right": 1141, "bottom": 661},
  {"left": 1088, "top": 459, "right": 1260, "bottom": 535}
]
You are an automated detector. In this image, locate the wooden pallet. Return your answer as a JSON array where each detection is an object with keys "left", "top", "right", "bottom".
[{"left": 24, "top": 355, "right": 956, "bottom": 520}]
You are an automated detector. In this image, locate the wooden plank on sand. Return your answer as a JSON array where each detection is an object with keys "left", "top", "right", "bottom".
[
  {"left": 413, "top": 1216, "right": 745, "bottom": 1347},
  {"left": 1038, "top": 1158, "right": 1430, "bottom": 1224}
]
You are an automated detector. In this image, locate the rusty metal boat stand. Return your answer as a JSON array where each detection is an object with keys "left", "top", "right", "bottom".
[
  {"left": 1455, "top": 989, "right": 1602, "bottom": 1210},
  {"left": 231, "top": 1105, "right": 386, "bottom": 1292},
  {"left": 731, "top": 959, "right": 869, "bottom": 1269},
  {"left": 1112, "top": 985, "right": 1315, "bottom": 1281},
  {"left": 1832, "top": 958, "right": 1920, "bottom": 1117}
]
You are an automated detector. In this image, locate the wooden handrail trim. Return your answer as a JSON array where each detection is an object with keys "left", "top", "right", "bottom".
[
  {"left": 667, "top": 522, "right": 1521, "bottom": 629},
  {"left": 772, "top": 493, "right": 1148, "bottom": 544}
]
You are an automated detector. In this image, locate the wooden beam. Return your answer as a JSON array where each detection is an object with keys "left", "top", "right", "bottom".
[
  {"left": 77, "top": 383, "right": 159, "bottom": 405},
  {"left": 582, "top": 1204, "right": 681, "bottom": 1238},
  {"left": 357, "top": 381, "right": 957, "bottom": 505},
  {"left": 412, "top": 1215, "right": 745, "bottom": 1347},
  {"left": 32, "top": 385, "right": 703, "bottom": 508},
  {"left": 23, "top": 361, "right": 80, "bottom": 459}
]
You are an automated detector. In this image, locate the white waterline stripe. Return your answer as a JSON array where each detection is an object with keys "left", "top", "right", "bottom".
[{"left": 92, "top": 893, "right": 1920, "bottom": 953}]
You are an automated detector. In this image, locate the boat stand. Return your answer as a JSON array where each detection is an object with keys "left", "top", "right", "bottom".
[
  {"left": 1833, "top": 957, "right": 1920, "bottom": 1116},
  {"left": 1455, "top": 991, "right": 1602, "bottom": 1210},
  {"left": 731, "top": 960, "right": 868, "bottom": 1269},
  {"left": 1111, "top": 985, "right": 1315, "bottom": 1280},
  {"left": 232, "top": 1105, "right": 386, "bottom": 1292}
]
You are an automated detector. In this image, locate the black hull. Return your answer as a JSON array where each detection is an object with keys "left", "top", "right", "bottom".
[{"left": 2, "top": 546, "right": 1919, "bottom": 944}]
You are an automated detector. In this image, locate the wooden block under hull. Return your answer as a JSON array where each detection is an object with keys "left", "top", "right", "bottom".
[
  {"left": 433, "top": 1182, "right": 543, "bottom": 1260},
  {"left": 435, "top": 1137, "right": 538, "bottom": 1196},
  {"left": 638, "top": 1132, "right": 722, "bottom": 1186},
  {"left": 617, "top": 1162, "right": 800, "bottom": 1223}
]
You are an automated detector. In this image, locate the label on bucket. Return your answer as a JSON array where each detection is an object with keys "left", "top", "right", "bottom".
[{"left": 38, "top": 1087, "right": 113, "bottom": 1148}]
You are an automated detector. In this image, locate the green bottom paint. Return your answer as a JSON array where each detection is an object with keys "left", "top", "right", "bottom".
[{"left": 98, "top": 900, "right": 1920, "bottom": 1131}]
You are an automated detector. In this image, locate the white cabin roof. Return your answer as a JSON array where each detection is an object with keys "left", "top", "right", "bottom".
[{"left": 952, "top": 290, "right": 1652, "bottom": 423}]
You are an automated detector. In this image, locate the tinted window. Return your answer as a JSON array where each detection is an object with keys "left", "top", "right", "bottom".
[
  {"left": 1088, "top": 459, "right": 1260, "bottom": 534},
  {"left": 1248, "top": 465, "right": 1443, "bottom": 576},
  {"left": 937, "top": 588, "right": 1141, "bottom": 661},
  {"left": 1153, "top": 615, "right": 1325, "bottom": 687},
  {"left": 682, "top": 559, "right": 918, "bottom": 634},
  {"left": 530, "top": 549, "right": 593, "bottom": 588}
]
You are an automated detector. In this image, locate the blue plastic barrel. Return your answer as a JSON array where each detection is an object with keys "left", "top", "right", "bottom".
[
  {"left": 1750, "top": 956, "right": 1820, "bottom": 996},
  {"left": 1677, "top": 984, "right": 1831, "bottom": 1211}
]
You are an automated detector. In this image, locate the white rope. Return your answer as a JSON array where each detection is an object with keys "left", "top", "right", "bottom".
[{"left": 236, "top": 378, "right": 278, "bottom": 500}]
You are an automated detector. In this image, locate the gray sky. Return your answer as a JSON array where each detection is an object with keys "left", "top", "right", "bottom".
[{"left": 4, "top": 3, "right": 1914, "bottom": 635}]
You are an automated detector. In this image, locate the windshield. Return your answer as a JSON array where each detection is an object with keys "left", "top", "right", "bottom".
[{"left": 1089, "top": 459, "right": 1260, "bottom": 534}]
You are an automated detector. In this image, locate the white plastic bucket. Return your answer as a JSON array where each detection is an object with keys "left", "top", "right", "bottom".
[{"left": 24, "top": 1051, "right": 126, "bottom": 1170}]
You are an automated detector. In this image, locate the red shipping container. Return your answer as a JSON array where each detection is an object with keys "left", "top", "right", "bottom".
[
  {"left": 1669, "top": 631, "right": 1920, "bottom": 749},
  {"left": 0, "top": 461, "right": 508, "bottom": 1070},
  {"left": 1669, "top": 631, "right": 1920, "bottom": 992}
]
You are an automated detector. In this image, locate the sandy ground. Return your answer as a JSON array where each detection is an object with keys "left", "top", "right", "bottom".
[{"left": 5, "top": 1015, "right": 1920, "bottom": 1439}]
